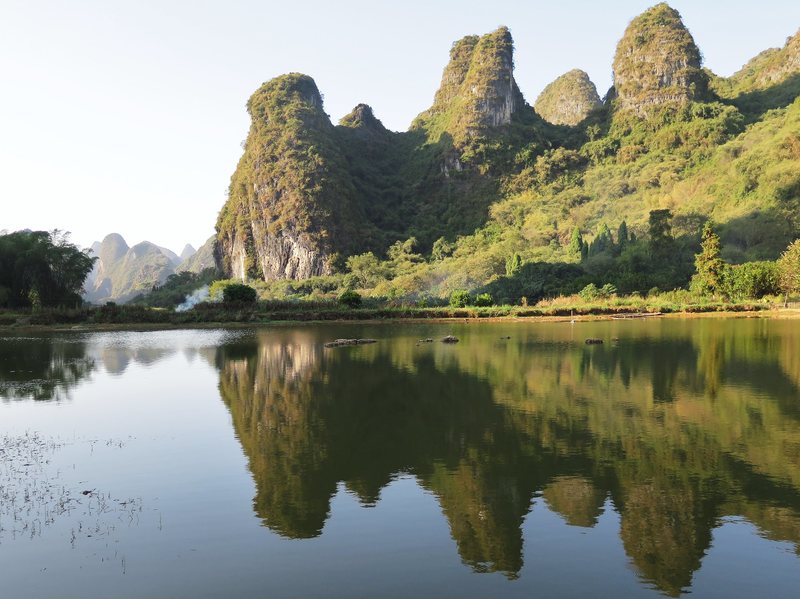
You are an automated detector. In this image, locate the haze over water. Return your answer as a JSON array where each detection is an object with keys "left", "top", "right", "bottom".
[{"left": 2, "top": 319, "right": 800, "bottom": 597}]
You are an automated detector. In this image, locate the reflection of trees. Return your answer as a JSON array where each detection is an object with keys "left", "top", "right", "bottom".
[
  {"left": 543, "top": 476, "right": 605, "bottom": 527},
  {"left": 619, "top": 484, "right": 712, "bottom": 597},
  {"left": 0, "top": 336, "right": 95, "bottom": 401},
  {"left": 216, "top": 320, "right": 800, "bottom": 594}
]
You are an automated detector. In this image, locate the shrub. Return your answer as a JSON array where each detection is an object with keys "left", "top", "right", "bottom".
[
  {"left": 449, "top": 289, "right": 472, "bottom": 308},
  {"left": 578, "top": 283, "right": 600, "bottom": 301},
  {"left": 338, "top": 289, "right": 362, "bottom": 308},
  {"left": 599, "top": 283, "right": 618, "bottom": 298},
  {"left": 223, "top": 283, "right": 257, "bottom": 303},
  {"left": 723, "top": 261, "right": 780, "bottom": 299},
  {"left": 474, "top": 292, "right": 494, "bottom": 307}
]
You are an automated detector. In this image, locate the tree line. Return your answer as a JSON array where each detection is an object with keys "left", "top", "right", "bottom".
[{"left": 0, "top": 230, "right": 95, "bottom": 309}]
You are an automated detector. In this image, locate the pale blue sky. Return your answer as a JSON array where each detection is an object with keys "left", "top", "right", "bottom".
[{"left": 1, "top": 0, "right": 798, "bottom": 252}]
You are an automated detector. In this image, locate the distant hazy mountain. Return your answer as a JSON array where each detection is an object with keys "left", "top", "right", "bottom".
[
  {"left": 158, "top": 246, "right": 182, "bottom": 267},
  {"left": 176, "top": 236, "right": 215, "bottom": 274},
  {"left": 83, "top": 233, "right": 217, "bottom": 303},
  {"left": 83, "top": 234, "right": 174, "bottom": 303},
  {"left": 179, "top": 244, "right": 196, "bottom": 262}
]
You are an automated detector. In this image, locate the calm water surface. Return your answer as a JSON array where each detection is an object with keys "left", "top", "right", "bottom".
[{"left": 2, "top": 319, "right": 800, "bottom": 597}]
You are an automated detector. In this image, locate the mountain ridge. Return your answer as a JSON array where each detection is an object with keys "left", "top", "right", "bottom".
[
  {"left": 212, "top": 3, "right": 800, "bottom": 300},
  {"left": 84, "top": 234, "right": 216, "bottom": 303}
]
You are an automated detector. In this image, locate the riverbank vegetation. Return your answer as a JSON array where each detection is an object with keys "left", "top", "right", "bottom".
[{"left": 0, "top": 231, "right": 94, "bottom": 310}]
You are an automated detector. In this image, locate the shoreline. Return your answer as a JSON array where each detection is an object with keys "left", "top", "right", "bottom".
[{"left": 2, "top": 307, "right": 799, "bottom": 334}]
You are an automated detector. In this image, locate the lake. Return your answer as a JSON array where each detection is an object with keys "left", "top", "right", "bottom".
[{"left": 2, "top": 319, "right": 800, "bottom": 597}]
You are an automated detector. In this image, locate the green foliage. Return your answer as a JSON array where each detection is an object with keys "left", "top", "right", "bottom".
[
  {"left": 484, "top": 262, "right": 585, "bottom": 305},
  {"left": 505, "top": 253, "right": 522, "bottom": 277},
  {"left": 778, "top": 239, "right": 800, "bottom": 298},
  {"left": 387, "top": 237, "right": 423, "bottom": 274},
  {"left": 569, "top": 227, "right": 584, "bottom": 259},
  {"left": 578, "top": 282, "right": 621, "bottom": 301},
  {"left": 579, "top": 284, "right": 600, "bottom": 301},
  {"left": 338, "top": 289, "right": 362, "bottom": 308},
  {"left": 346, "top": 252, "right": 389, "bottom": 289},
  {"left": 131, "top": 268, "right": 217, "bottom": 308},
  {"left": 474, "top": 292, "right": 494, "bottom": 307},
  {"left": 213, "top": 17, "right": 800, "bottom": 306},
  {"left": 600, "top": 283, "right": 618, "bottom": 298},
  {"left": 617, "top": 221, "right": 629, "bottom": 251},
  {"left": 589, "top": 222, "right": 614, "bottom": 257},
  {"left": 0, "top": 230, "right": 95, "bottom": 308},
  {"left": 691, "top": 222, "right": 726, "bottom": 297},
  {"left": 449, "top": 289, "right": 472, "bottom": 308},
  {"left": 648, "top": 209, "right": 675, "bottom": 260},
  {"left": 223, "top": 283, "right": 257, "bottom": 304},
  {"left": 722, "top": 261, "right": 780, "bottom": 299},
  {"left": 431, "top": 237, "right": 455, "bottom": 261}
]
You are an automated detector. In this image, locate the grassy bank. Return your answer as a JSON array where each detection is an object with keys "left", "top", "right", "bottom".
[{"left": 0, "top": 295, "right": 779, "bottom": 330}]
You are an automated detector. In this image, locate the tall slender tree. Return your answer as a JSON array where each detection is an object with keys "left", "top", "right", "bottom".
[
  {"left": 692, "top": 222, "right": 725, "bottom": 297},
  {"left": 568, "top": 227, "right": 584, "bottom": 260}
]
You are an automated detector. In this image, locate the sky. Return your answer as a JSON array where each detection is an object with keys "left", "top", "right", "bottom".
[{"left": 1, "top": 0, "right": 799, "bottom": 253}]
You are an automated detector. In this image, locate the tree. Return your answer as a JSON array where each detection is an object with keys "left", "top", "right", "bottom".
[
  {"left": 648, "top": 209, "right": 674, "bottom": 260},
  {"left": 723, "top": 261, "right": 780, "bottom": 300},
  {"left": 338, "top": 289, "right": 362, "bottom": 308},
  {"left": 505, "top": 253, "right": 522, "bottom": 276},
  {"left": 692, "top": 222, "right": 726, "bottom": 297},
  {"left": 346, "top": 252, "right": 388, "bottom": 289},
  {"left": 568, "top": 227, "right": 584, "bottom": 260},
  {"left": 589, "top": 223, "right": 613, "bottom": 257},
  {"left": 223, "top": 283, "right": 257, "bottom": 303},
  {"left": 617, "top": 221, "right": 629, "bottom": 252},
  {"left": 778, "top": 239, "right": 800, "bottom": 304},
  {"left": 0, "top": 230, "right": 95, "bottom": 308},
  {"left": 387, "top": 237, "right": 423, "bottom": 275},
  {"left": 449, "top": 290, "right": 472, "bottom": 308},
  {"left": 474, "top": 292, "right": 493, "bottom": 307},
  {"left": 431, "top": 237, "right": 454, "bottom": 262}
]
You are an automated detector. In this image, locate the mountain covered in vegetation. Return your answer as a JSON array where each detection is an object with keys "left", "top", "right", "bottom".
[
  {"left": 534, "top": 69, "right": 602, "bottom": 126},
  {"left": 214, "top": 3, "right": 800, "bottom": 304}
]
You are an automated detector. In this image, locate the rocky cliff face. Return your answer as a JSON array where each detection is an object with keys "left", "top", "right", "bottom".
[
  {"left": 534, "top": 69, "right": 602, "bottom": 126},
  {"left": 612, "top": 3, "right": 708, "bottom": 115},
  {"left": 215, "top": 7, "right": 800, "bottom": 284},
  {"left": 413, "top": 27, "right": 526, "bottom": 142},
  {"left": 215, "top": 73, "right": 362, "bottom": 281},
  {"left": 177, "top": 236, "right": 215, "bottom": 274},
  {"left": 215, "top": 27, "right": 546, "bottom": 282}
]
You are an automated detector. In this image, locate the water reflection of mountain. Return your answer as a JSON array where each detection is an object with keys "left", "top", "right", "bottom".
[
  {"left": 0, "top": 333, "right": 219, "bottom": 400},
  {"left": 216, "top": 321, "right": 800, "bottom": 596}
]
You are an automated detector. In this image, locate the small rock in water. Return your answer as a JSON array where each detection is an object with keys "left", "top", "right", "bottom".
[
  {"left": 585, "top": 338, "right": 603, "bottom": 345},
  {"left": 441, "top": 335, "right": 460, "bottom": 344},
  {"left": 500, "top": 335, "right": 511, "bottom": 340},
  {"left": 324, "top": 338, "right": 377, "bottom": 348}
]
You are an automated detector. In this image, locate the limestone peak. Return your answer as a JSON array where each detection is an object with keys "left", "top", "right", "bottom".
[
  {"left": 612, "top": 3, "right": 708, "bottom": 115},
  {"left": 534, "top": 69, "right": 602, "bottom": 126},
  {"left": 413, "top": 26, "right": 525, "bottom": 142}
]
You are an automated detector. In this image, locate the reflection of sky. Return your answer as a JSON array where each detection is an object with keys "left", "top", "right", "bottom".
[{"left": 3, "top": 324, "right": 800, "bottom": 597}]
